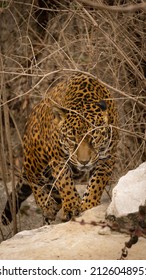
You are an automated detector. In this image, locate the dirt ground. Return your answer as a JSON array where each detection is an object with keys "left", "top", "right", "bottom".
[{"left": 0, "top": 180, "right": 43, "bottom": 242}]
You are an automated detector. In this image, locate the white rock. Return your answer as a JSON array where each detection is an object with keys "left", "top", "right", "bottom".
[
  {"left": 98, "top": 226, "right": 111, "bottom": 235},
  {"left": 1, "top": 164, "right": 146, "bottom": 260},
  {"left": 1, "top": 204, "right": 146, "bottom": 260},
  {"left": 106, "top": 162, "right": 146, "bottom": 217}
]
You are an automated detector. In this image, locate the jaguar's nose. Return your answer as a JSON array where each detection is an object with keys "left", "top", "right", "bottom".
[
  {"left": 79, "top": 159, "right": 90, "bottom": 166},
  {"left": 76, "top": 139, "right": 91, "bottom": 167}
]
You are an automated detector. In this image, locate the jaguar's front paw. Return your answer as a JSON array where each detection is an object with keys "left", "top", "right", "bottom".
[{"left": 62, "top": 202, "right": 81, "bottom": 222}]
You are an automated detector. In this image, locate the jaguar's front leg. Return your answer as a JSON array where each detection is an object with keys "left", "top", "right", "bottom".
[
  {"left": 53, "top": 165, "right": 81, "bottom": 221},
  {"left": 81, "top": 159, "right": 114, "bottom": 212},
  {"left": 31, "top": 183, "right": 62, "bottom": 223}
]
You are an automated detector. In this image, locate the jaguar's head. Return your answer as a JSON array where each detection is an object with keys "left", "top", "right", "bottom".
[{"left": 52, "top": 100, "right": 110, "bottom": 171}]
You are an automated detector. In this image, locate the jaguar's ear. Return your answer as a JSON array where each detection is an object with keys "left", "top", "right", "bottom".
[
  {"left": 97, "top": 100, "right": 108, "bottom": 124},
  {"left": 52, "top": 105, "right": 67, "bottom": 126},
  {"left": 97, "top": 100, "right": 107, "bottom": 111}
]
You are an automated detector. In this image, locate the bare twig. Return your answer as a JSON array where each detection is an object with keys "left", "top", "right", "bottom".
[
  {"left": 78, "top": 0, "right": 146, "bottom": 13},
  {"left": 80, "top": 6, "right": 146, "bottom": 82},
  {"left": 0, "top": 52, "right": 17, "bottom": 235}
]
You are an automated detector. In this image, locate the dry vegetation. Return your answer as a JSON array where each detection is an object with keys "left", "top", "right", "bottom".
[{"left": 0, "top": 0, "right": 145, "bottom": 240}]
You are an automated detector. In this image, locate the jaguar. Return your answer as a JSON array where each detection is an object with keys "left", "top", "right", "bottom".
[{"left": 2, "top": 73, "right": 118, "bottom": 225}]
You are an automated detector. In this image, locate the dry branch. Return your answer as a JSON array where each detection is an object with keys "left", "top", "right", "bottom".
[
  {"left": 0, "top": 0, "right": 145, "bottom": 240},
  {"left": 78, "top": 0, "right": 146, "bottom": 13}
]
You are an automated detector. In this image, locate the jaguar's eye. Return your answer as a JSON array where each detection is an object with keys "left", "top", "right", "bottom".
[{"left": 89, "top": 135, "right": 95, "bottom": 145}]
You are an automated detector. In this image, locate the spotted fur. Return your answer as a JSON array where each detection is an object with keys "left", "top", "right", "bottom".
[{"left": 2, "top": 73, "right": 118, "bottom": 224}]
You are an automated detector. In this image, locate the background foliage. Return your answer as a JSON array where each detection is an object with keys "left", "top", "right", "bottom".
[{"left": 0, "top": 0, "right": 145, "bottom": 239}]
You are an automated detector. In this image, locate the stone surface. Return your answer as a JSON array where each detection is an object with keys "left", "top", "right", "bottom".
[
  {"left": 0, "top": 203, "right": 146, "bottom": 260},
  {"left": 106, "top": 162, "right": 146, "bottom": 217},
  {"left": 1, "top": 163, "right": 146, "bottom": 260}
]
